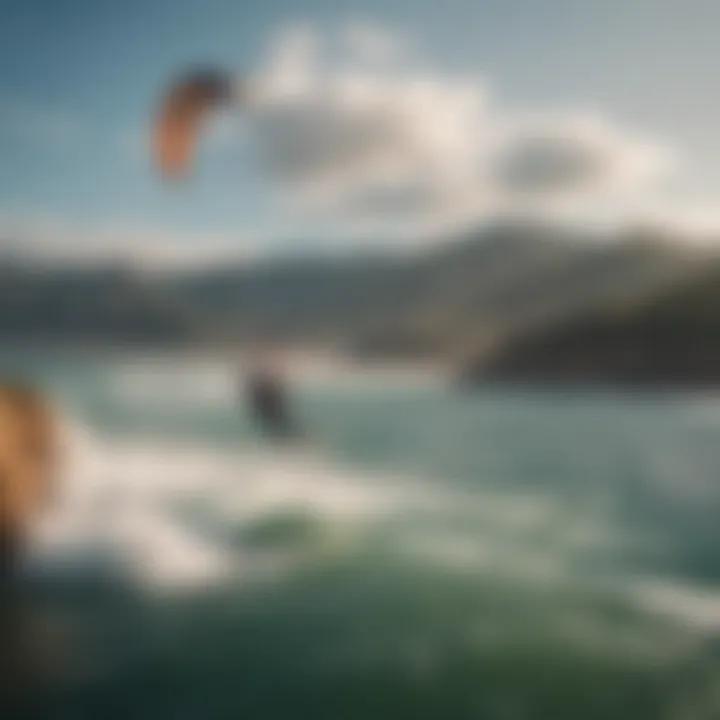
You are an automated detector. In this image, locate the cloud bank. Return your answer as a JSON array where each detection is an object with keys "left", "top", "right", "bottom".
[{"left": 233, "top": 23, "right": 673, "bottom": 232}]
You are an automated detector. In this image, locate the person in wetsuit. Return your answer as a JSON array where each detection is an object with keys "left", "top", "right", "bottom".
[
  {"left": 245, "top": 361, "right": 297, "bottom": 441},
  {"left": 0, "top": 383, "right": 57, "bottom": 584}
]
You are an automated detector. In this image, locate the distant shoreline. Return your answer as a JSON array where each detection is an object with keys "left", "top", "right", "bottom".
[
  {"left": 0, "top": 341, "right": 447, "bottom": 382},
  {"left": 3, "top": 342, "right": 720, "bottom": 395}
]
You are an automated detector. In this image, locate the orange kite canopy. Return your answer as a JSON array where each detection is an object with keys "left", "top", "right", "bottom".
[{"left": 153, "top": 68, "right": 234, "bottom": 180}]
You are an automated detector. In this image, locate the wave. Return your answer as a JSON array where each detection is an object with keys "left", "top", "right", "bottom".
[{"left": 25, "top": 415, "right": 408, "bottom": 593}]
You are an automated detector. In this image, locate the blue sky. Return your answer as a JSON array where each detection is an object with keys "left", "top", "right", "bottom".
[{"left": 2, "top": 0, "right": 720, "bottom": 262}]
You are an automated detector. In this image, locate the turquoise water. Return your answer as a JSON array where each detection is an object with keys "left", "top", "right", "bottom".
[{"left": 4, "top": 352, "right": 720, "bottom": 719}]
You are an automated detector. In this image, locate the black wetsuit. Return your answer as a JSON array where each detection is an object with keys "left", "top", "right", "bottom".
[{"left": 246, "top": 371, "right": 295, "bottom": 440}]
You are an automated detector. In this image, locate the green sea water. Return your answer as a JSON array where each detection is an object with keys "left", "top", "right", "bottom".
[{"left": 3, "top": 351, "right": 720, "bottom": 719}]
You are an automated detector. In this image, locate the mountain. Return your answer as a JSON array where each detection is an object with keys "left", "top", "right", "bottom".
[
  {"left": 465, "top": 255, "right": 720, "bottom": 387},
  {"left": 169, "top": 222, "right": 707, "bottom": 359},
  {"left": 0, "top": 221, "right": 714, "bottom": 389},
  {"left": 0, "top": 261, "right": 216, "bottom": 344}
]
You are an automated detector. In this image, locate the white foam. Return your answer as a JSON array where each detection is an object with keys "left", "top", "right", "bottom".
[
  {"left": 96, "top": 353, "right": 443, "bottom": 414},
  {"left": 105, "top": 357, "right": 238, "bottom": 411},
  {"left": 632, "top": 579, "right": 720, "bottom": 632},
  {"left": 26, "top": 415, "right": 406, "bottom": 592}
]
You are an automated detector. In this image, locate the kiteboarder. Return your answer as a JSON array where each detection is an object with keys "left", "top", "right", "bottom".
[{"left": 244, "top": 355, "right": 298, "bottom": 441}]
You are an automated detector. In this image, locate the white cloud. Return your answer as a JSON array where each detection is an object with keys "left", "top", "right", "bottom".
[
  {"left": 229, "top": 23, "right": 674, "bottom": 232},
  {"left": 246, "top": 24, "right": 490, "bottom": 221},
  {"left": 625, "top": 197, "right": 720, "bottom": 242},
  {"left": 493, "top": 112, "right": 672, "bottom": 205}
]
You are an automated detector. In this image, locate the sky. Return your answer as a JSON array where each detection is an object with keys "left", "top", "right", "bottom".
[{"left": 2, "top": 0, "right": 720, "bottom": 265}]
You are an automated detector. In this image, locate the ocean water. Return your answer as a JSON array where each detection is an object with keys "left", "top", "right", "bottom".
[{"left": 3, "top": 351, "right": 720, "bottom": 719}]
